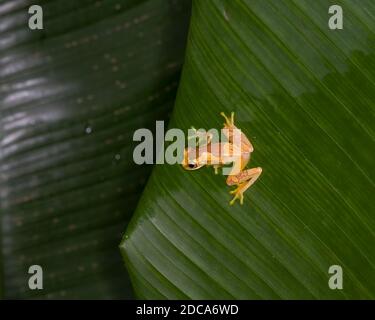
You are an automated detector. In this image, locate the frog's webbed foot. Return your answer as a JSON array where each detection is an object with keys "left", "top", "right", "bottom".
[
  {"left": 229, "top": 184, "right": 245, "bottom": 205},
  {"left": 220, "top": 111, "right": 235, "bottom": 128}
]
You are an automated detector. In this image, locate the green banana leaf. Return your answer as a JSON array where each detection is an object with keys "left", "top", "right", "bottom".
[
  {"left": 0, "top": 0, "right": 191, "bottom": 298},
  {"left": 121, "top": 0, "right": 375, "bottom": 299}
]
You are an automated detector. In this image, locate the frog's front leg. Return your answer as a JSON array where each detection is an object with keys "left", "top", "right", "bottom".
[
  {"left": 220, "top": 111, "right": 254, "bottom": 153},
  {"left": 220, "top": 111, "right": 235, "bottom": 128},
  {"left": 226, "top": 167, "right": 262, "bottom": 205},
  {"left": 188, "top": 127, "right": 213, "bottom": 146}
]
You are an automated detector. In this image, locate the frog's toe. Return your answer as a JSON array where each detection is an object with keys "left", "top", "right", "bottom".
[
  {"left": 230, "top": 112, "right": 234, "bottom": 124},
  {"left": 229, "top": 195, "right": 237, "bottom": 206},
  {"left": 213, "top": 165, "right": 220, "bottom": 175},
  {"left": 229, "top": 188, "right": 237, "bottom": 195}
]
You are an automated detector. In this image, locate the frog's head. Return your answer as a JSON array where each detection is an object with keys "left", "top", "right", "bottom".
[{"left": 182, "top": 148, "right": 205, "bottom": 171}]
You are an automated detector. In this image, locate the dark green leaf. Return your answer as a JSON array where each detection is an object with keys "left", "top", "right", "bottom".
[
  {"left": 0, "top": 0, "right": 191, "bottom": 298},
  {"left": 121, "top": 0, "right": 375, "bottom": 299}
]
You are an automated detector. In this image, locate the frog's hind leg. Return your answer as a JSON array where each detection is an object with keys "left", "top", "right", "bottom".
[{"left": 226, "top": 167, "right": 262, "bottom": 205}]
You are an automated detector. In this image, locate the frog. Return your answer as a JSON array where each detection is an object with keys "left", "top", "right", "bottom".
[{"left": 182, "top": 112, "right": 262, "bottom": 205}]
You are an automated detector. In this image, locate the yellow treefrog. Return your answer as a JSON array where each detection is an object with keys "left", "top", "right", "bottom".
[{"left": 182, "top": 112, "right": 262, "bottom": 205}]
